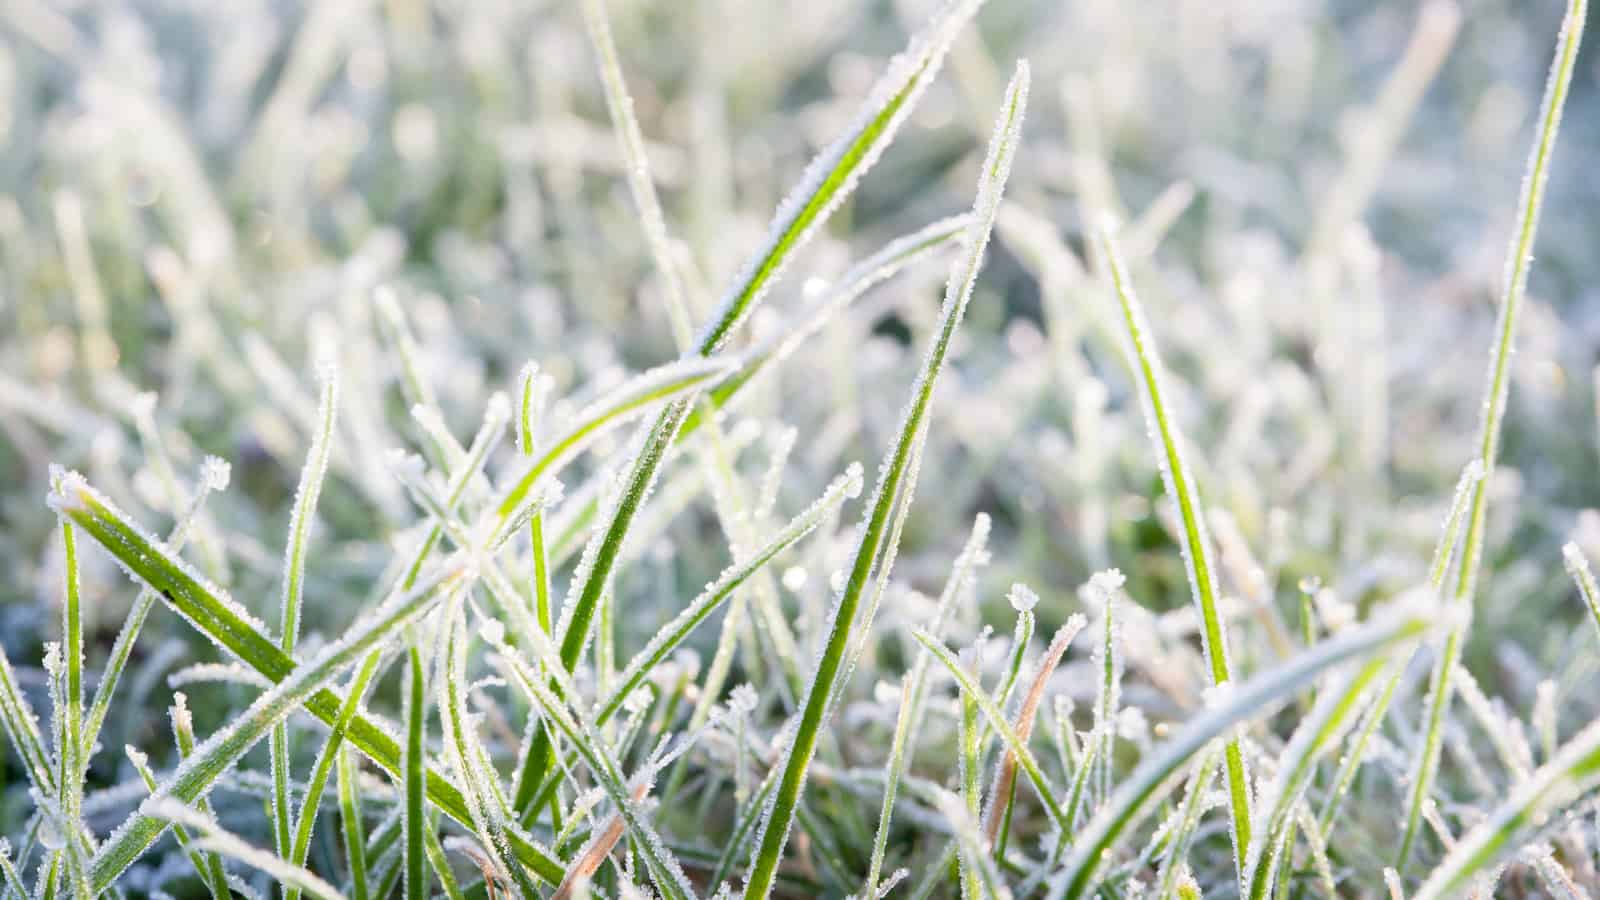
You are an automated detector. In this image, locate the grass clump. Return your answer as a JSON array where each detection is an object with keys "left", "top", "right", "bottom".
[{"left": 2, "top": 0, "right": 1600, "bottom": 898}]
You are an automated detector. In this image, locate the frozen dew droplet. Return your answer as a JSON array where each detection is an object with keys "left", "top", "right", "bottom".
[{"left": 781, "top": 566, "right": 808, "bottom": 592}]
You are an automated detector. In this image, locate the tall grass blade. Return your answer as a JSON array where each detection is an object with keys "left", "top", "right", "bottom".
[
  {"left": 1398, "top": 0, "right": 1585, "bottom": 867},
  {"left": 509, "top": 0, "right": 993, "bottom": 818},
  {"left": 274, "top": 366, "right": 338, "bottom": 875},
  {"left": 1093, "top": 223, "right": 1253, "bottom": 880},
  {"left": 742, "top": 59, "right": 1028, "bottom": 900}
]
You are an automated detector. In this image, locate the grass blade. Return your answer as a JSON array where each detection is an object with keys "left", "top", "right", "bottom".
[
  {"left": 1413, "top": 712, "right": 1600, "bottom": 900},
  {"left": 339, "top": 744, "right": 370, "bottom": 900},
  {"left": 743, "top": 59, "right": 1028, "bottom": 900},
  {"left": 1243, "top": 656, "right": 1392, "bottom": 900},
  {"left": 1093, "top": 222, "right": 1253, "bottom": 880},
  {"left": 274, "top": 366, "right": 338, "bottom": 873},
  {"left": 144, "top": 799, "right": 347, "bottom": 900},
  {"left": 48, "top": 470, "right": 566, "bottom": 886},
  {"left": 508, "top": 0, "right": 992, "bottom": 818},
  {"left": 286, "top": 651, "right": 384, "bottom": 900},
  {"left": 1053, "top": 602, "right": 1440, "bottom": 900},
  {"left": 403, "top": 638, "right": 426, "bottom": 900},
  {"left": 864, "top": 515, "right": 992, "bottom": 895},
  {"left": 82, "top": 545, "right": 468, "bottom": 890},
  {"left": 1398, "top": 0, "right": 1586, "bottom": 867}
]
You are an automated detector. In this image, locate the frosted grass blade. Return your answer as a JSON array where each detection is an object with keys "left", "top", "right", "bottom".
[
  {"left": 1400, "top": 0, "right": 1585, "bottom": 866},
  {"left": 1094, "top": 223, "right": 1252, "bottom": 878},
  {"left": 84, "top": 556, "right": 468, "bottom": 891},
  {"left": 743, "top": 60, "right": 1028, "bottom": 900},
  {"left": 1054, "top": 602, "right": 1438, "bottom": 900},
  {"left": 274, "top": 366, "right": 338, "bottom": 871},
  {"left": 403, "top": 639, "right": 425, "bottom": 900},
  {"left": 143, "top": 799, "right": 347, "bottom": 900},
  {"left": 864, "top": 515, "right": 992, "bottom": 896},
  {"left": 510, "top": 0, "right": 993, "bottom": 818},
  {"left": 48, "top": 470, "right": 566, "bottom": 885},
  {"left": 1243, "top": 657, "right": 1392, "bottom": 900},
  {"left": 286, "top": 651, "right": 384, "bottom": 900},
  {"left": 1414, "top": 713, "right": 1600, "bottom": 900}
]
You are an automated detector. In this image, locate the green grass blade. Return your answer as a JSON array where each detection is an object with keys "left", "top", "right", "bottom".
[
  {"left": 81, "top": 456, "right": 229, "bottom": 762},
  {"left": 274, "top": 366, "right": 338, "bottom": 875},
  {"left": 1562, "top": 542, "right": 1600, "bottom": 643},
  {"left": 1093, "top": 223, "right": 1253, "bottom": 879},
  {"left": 1154, "top": 743, "right": 1222, "bottom": 900},
  {"left": 48, "top": 470, "right": 567, "bottom": 886},
  {"left": 1400, "top": 0, "right": 1585, "bottom": 867},
  {"left": 742, "top": 60, "right": 1028, "bottom": 900},
  {"left": 1053, "top": 602, "right": 1438, "bottom": 900},
  {"left": 508, "top": 0, "right": 991, "bottom": 818},
  {"left": 126, "top": 747, "right": 230, "bottom": 900},
  {"left": 81, "top": 545, "right": 468, "bottom": 890},
  {"left": 1243, "top": 656, "right": 1392, "bottom": 900},
  {"left": 339, "top": 744, "right": 370, "bottom": 900},
  {"left": 143, "top": 799, "right": 348, "bottom": 900},
  {"left": 1413, "top": 711, "right": 1600, "bottom": 900},
  {"left": 914, "top": 628, "right": 1067, "bottom": 832},
  {"left": 597, "top": 464, "right": 860, "bottom": 726},
  {"left": 490, "top": 628, "right": 697, "bottom": 900},
  {"left": 404, "top": 638, "right": 426, "bottom": 900},
  {"left": 286, "top": 650, "right": 385, "bottom": 900},
  {"left": 864, "top": 515, "right": 992, "bottom": 895}
]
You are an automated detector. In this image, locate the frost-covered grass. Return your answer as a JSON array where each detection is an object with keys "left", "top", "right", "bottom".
[{"left": 2, "top": 0, "right": 1600, "bottom": 898}]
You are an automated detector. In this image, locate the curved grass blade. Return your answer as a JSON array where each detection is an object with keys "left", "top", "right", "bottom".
[
  {"left": 1413, "top": 712, "right": 1600, "bottom": 900},
  {"left": 1398, "top": 0, "right": 1586, "bottom": 868},
  {"left": 1093, "top": 223, "right": 1252, "bottom": 879},
  {"left": 1243, "top": 656, "right": 1393, "bottom": 900},
  {"left": 143, "top": 799, "right": 347, "bottom": 900},
  {"left": 1053, "top": 602, "right": 1440, "bottom": 900},
  {"left": 742, "top": 59, "right": 1028, "bottom": 900},
  {"left": 508, "top": 0, "right": 993, "bottom": 818}
]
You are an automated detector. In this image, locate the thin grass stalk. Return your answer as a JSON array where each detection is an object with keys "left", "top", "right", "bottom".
[
  {"left": 274, "top": 367, "right": 338, "bottom": 876},
  {"left": 51, "top": 471, "right": 566, "bottom": 884},
  {"left": 742, "top": 61, "right": 1028, "bottom": 900},
  {"left": 1052, "top": 603, "right": 1438, "bottom": 900},
  {"left": 285, "top": 651, "right": 385, "bottom": 900},
  {"left": 1154, "top": 743, "right": 1222, "bottom": 900},
  {"left": 339, "top": 745, "right": 370, "bottom": 900},
  {"left": 509, "top": 0, "right": 989, "bottom": 817},
  {"left": 1398, "top": 0, "right": 1586, "bottom": 868},
  {"left": 863, "top": 515, "right": 992, "bottom": 894},
  {"left": 1094, "top": 223, "right": 1253, "bottom": 879}
]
